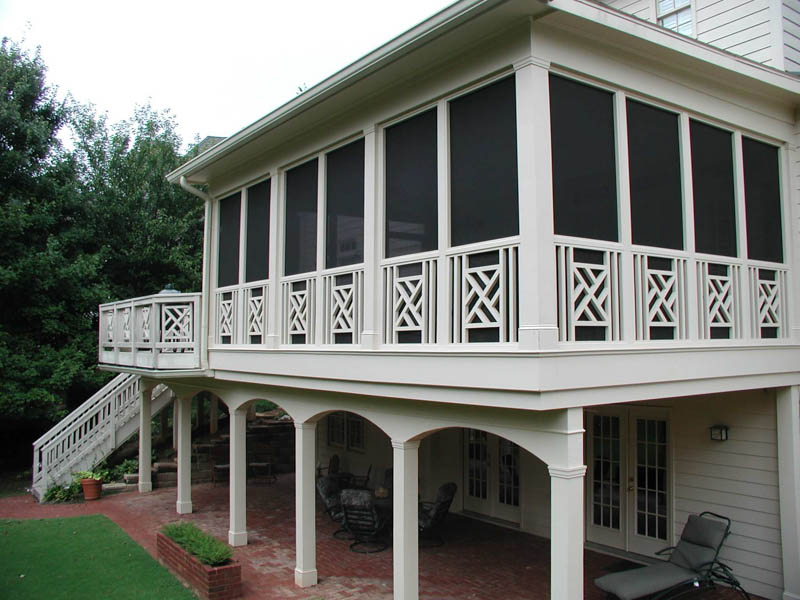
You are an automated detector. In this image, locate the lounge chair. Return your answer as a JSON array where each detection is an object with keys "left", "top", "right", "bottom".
[{"left": 594, "top": 511, "right": 751, "bottom": 600}]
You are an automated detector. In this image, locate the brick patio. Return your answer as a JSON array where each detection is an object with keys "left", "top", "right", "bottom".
[{"left": 0, "top": 477, "right": 759, "bottom": 599}]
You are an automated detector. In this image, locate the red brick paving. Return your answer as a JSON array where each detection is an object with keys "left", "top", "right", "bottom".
[{"left": 0, "top": 477, "right": 760, "bottom": 599}]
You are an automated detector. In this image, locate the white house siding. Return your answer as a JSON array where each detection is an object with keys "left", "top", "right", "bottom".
[
  {"left": 649, "top": 390, "right": 783, "bottom": 600},
  {"left": 600, "top": 0, "right": 655, "bottom": 21},
  {"left": 696, "top": 0, "right": 775, "bottom": 64},
  {"left": 784, "top": 0, "right": 800, "bottom": 71}
]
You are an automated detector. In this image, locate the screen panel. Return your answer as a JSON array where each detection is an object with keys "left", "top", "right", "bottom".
[
  {"left": 245, "top": 179, "right": 270, "bottom": 282},
  {"left": 743, "top": 137, "right": 782, "bottom": 263},
  {"left": 217, "top": 191, "right": 241, "bottom": 288},
  {"left": 449, "top": 75, "right": 519, "bottom": 247},
  {"left": 385, "top": 108, "right": 438, "bottom": 258},
  {"left": 690, "top": 120, "right": 737, "bottom": 257},
  {"left": 550, "top": 74, "right": 618, "bottom": 242},
  {"left": 326, "top": 139, "right": 365, "bottom": 269},
  {"left": 627, "top": 100, "right": 683, "bottom": 250},
  {"left": 285, "top": 159, "right": 318, "bottom": 276}
]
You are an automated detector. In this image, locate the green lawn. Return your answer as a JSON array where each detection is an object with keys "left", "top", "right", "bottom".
[{"left": 0, "top": 515, "right": 197, "bottom": 599}]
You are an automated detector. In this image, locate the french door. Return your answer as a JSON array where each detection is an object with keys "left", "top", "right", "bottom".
[
  {"left": 586, "top": 407, "right": 671, "bottom": 556},
  {"left": 463, "top": 430, "right": 521, "bottom": 523}
]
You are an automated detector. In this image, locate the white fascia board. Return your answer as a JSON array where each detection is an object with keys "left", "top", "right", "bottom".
[{"left": 166, "top": 0, "right": 507, "bottom": 185}]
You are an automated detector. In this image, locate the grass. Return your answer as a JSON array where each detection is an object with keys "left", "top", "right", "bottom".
[{"left": 0, "top": 515, "right": 196, "bottom": 599}]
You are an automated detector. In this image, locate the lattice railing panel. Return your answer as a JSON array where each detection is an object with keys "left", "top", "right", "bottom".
[
  {"left": 634, "top": 253, "right": 688, "bottom": 341},
  {"left": 245, "top": 284, "right": 269, "bottom": 344},
  {"left": 383, "top": 258, "right": 437, "bottom": 344},
  {"left": 281, "top": 277, "right": 316, "bottom": 344},
  {"left": 216, "top": 290, "right": 236, "bottom": 344},
  {"left": 322, "top": 270, "right": 363, "bottom": 345},
  {"left": 556, "top": 244, "right": 621, "bottom": 342},
  {"left": 697, "top": 261, "right": 741, "bottom": 340},
  {"left": 749, "top": 266, "right": 787, "bottom": 339},
  {"left": 161, "top": 303, "right": 194, "bottom": 343},
  {"left": 450, "top": 243, "right": 518, "bottom": 344}
]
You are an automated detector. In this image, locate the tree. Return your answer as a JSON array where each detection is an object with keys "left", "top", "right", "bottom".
[{"left": 0, "top": 38, "right": 202, "bottom": 433}]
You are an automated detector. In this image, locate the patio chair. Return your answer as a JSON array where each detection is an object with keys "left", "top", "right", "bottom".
[
  {"left": 594, "top": 512, "right": 751, "bottom": 600},
  {"left": 351, "top": 464, "right": 372, "bottom": 489},
  {"left": 418, "top": 482, "right": 457, "bottom": 547},
  {"left": 211, "top": 443, "right": 229, "bottom": 486},
  {"left": 340, "top": 489, "right": 388, "bottom": 553},
  {"left": 317, "top": 454, "right": 354, "bottom": 488},
  {"left": 315, "top": 475, "right": 352, "bottom": 540}
]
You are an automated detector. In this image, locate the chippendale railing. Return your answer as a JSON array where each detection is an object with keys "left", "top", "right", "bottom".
[
  {"left": 556, "top": 235, "right": 790, "bottom": 343},
  {"left": 99, "top": 292, "right": 201, "bottom": 369},
  {"left": 215, "top": 280, "right": 270, "bottom": 345}
]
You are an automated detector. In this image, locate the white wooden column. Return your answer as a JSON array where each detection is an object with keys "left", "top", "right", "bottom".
[
  {"left": 228, "top": 407, "right": 248, "bottom": 546},
  {"left": 176, "top": 394, "right": 193, "bottom": 514},
  {"left": 777, "top": 386, "right": 800, "bottom": 600},
  {"left": 210, "top": 396, "right": 219, "bottom": 435},
  {"left": 514, "top": 56, "right": 558, "bottom": 350},
  {"left": 392, "top": 439, "right": 420, "bottom": 600},
  {"left": 295, "top": 421, "right": 318, "bottom": 587},
  {"left": 549, "top": 465, "right": 586, "bottom": 600},
  {"left": 172, "top": 395, "right": 179, "bottom": 449},
  {"left": 266, "top": 172, "right": 281, "bottom": 348},
  {"left": 361, "top": 126, "right": 380, "bottom": 349},
  {"left": 138, "top": 385, "right": 154, "bottom": 493}
]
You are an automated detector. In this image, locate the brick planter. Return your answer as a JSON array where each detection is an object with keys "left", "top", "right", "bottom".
[{"left": 156, "top": 532, "right": 241, "bottom": 600}]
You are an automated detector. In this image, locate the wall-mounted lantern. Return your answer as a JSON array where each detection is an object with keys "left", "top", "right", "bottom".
[{"left": 709, "top": 424, "right": 729, "bottom": 441}]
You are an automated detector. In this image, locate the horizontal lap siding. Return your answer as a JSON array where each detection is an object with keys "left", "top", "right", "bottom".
[
  {"left": 696, "top": 0, "right": 773, "bottom": 63},
  {"left": 666, "top": 391, "right": 782, "bottom": 600},
  {"left": 784, "top": 1, "right": 800, "bottom": 71},
  {"left": 601, "top": 0, "right": 655, "bottom": 21}
]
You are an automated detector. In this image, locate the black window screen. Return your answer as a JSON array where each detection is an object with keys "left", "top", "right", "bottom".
[
  {"left": 550, "top": 74, "right": 618, "bottom": 242},
  {"left": 217, "top": 192, "right": 241, "bottom": 287},
  {"left": 326, "top": 139, "right": 364, "bottom": 269},
  {"left": 627, "top": 100, "right": 683, "bottom": 250},
  {"left": 385, "top": 109, "right": 438, "bottom": 258},
  {"left": 245, "top": 180, "right": 270, "bottom": 282},
  {"left": 743, "top": 137, "right": 782, "bottom": 263},
  {"left": 690, "top": 120, "right": 736, "bottom": 257},
  {"left": 285, "top": 159, "right": 318, "bottom": 276},
  {"left": 449, "top": 75, "right": 519, "bottom": 247}
]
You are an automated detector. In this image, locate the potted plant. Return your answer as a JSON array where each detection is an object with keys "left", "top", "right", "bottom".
[{"left": 74, "top": 470, "right": 104, "bottom": 501}]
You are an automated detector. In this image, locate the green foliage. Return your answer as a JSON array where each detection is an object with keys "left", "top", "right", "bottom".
[
  {"left": 73, "top": 469, "right": 106, "bottom": 482},
  {"left": 103, "top": 458, "right": 138, "bottom": 482},
  {"left": 161, "top": 522, "right": 233, "bottom": 566},
  {"left": 0, "top": 37, "right": 203, "bottom": 429},
  {"left": 42, "top": 480, "right": 81, "bottom": 503}
]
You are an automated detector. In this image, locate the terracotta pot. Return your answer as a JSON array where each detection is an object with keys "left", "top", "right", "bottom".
[{"left": 80, "top": 478, "right": 102, "bottom": 501}]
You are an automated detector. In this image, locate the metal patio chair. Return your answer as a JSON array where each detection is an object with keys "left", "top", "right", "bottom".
[
  {"left": 315, "top": 475, "right": 352, "bottom": 540},
  {"left": 340, "top": 488, "right": 388, "bottom": 553},
  {"left": 418, "top": 482, "right": 457, "bottom": 547},
  {"left": 594, "top": 511, "right": 751, "bottom": 600}
]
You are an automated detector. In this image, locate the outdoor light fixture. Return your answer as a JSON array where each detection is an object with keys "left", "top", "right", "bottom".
[{"left": 709, "top": 424, "right": 729, "bottom": 441}]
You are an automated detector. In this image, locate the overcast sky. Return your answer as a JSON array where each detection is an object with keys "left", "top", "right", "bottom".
[{"left": 0, "top": 0, "right": 453, "bottom": 146}]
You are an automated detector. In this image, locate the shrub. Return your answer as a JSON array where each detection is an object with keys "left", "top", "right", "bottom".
[
  {"left": 43, "top": 481, "right": 82, "bottom": 503},
  {"left": 161, "top": 522, "right": 232, "bottom": 566},
  {"left": 73, "top": 470, "right": 106, "bottom": 482},
  {"left": 108, "top": 459, "right": 138, "bottom": 481}
]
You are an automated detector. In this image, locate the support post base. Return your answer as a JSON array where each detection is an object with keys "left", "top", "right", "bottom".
[
  {"left": 138, "top": 482, "right": 153, "bottom": 493},
  {"left": 294, "top": 568, "right": 318, "bottom": 588},
  {"left": 228, "top": 530, "right": 248, "bottom": 547},
  {"left": 176, "top": 500, "right": 192, "bottom": 514}
]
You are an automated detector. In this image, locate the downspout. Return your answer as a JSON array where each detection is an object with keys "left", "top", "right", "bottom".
[{"left": 180, "top": 176, "right": 213, "bottom": 371}]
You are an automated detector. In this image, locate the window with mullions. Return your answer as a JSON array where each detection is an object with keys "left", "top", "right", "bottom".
[
  {"left": 326, "top": 139, "right": 364, "bottom": 269},
  {"left": 658, "top": 0, "right": 692, "bottom": 35},
  {"left": 550, "top": 74, "right": 618, "bottom": 242},
  {"left": 245, "top": 180, "right": 270, "bottom": 282},
  {"left": 217, "top": 192, "right": 241, "bottom": 288},
  {"left": 327, "top": 412, "right": 365, "bottom": 451},
  {"left": 285, "top": 159, "right": 318, "bottom": 276},
  {"left": 627, "top": 100, "right": 683, "bottom": 250},
  {"left": 327, "top": 412, "right": 345, "bottom": 447},
  {"left": 449, "top": 75, "right": 519, "bottom": 247},
  {"left": 743, "top": 138, "right": 783, "bottom": 264},
  {"left": 385, "top": 108, "right": 438, "bottom": 258},
  {"left": 690, "top": 120, "right": 737, "bottom": 257}
]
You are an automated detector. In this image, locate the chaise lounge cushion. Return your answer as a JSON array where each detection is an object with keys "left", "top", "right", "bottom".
[{"left": 594, "top": 562, "right": 699, "bottom": 600}]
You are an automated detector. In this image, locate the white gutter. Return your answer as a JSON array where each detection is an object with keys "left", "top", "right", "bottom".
[{"left": 180, "top": 176, "right": 213, "bottom": 371}]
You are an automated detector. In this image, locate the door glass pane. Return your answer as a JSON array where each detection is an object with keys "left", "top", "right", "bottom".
[
  {"left": 635, "top": 418, "right": 668, "bottom": 540},
  {"left": 592, "top": 415, "right": 621, "bottom": 529},
  {"left": 498, "top": 439, "right": 520, "bottom": 507},
  {"left": 467, "top": 429, "right": 488, "bottom": 500}
]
